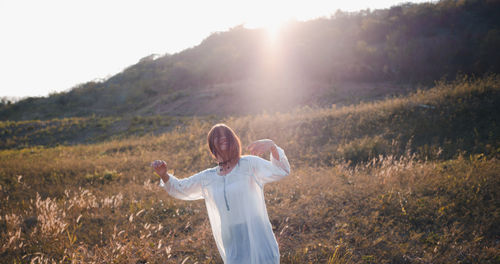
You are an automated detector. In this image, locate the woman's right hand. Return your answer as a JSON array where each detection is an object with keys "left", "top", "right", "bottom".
[{"left": 152, "top": 160, "right": 169, "bottom": 182}]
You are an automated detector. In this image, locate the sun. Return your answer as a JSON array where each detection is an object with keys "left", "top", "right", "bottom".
[
  {"left": 243, "top": 9, "right": 290, "bottom": 42},
  {"left": 250, "top": 19, "right": 288, "bottom": 47},
  {"left": 264, "top": 19, "right": 285, "bottom": 42}
]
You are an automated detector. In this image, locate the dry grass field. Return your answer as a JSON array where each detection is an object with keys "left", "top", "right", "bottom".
[{"left": 1, "top": 76, "right": 499, "bottom": 263}]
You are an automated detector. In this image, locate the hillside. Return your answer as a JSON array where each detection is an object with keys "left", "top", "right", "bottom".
[
  {"left": 1, "top": 0, "right": 500, "bottom": 120},
  {"left": 0, "top": 76, "right": 498, "bottom": 263},
  {"left": 1, "top": 0, "right": 499, "bottom": 262},
  {"left": 2, "top": 76, "right": 499, "bottom": 162}
]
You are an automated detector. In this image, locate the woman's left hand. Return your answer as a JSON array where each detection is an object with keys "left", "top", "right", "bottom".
[{"left": 247, "top": 139, "right": 276, "bottom": 156}]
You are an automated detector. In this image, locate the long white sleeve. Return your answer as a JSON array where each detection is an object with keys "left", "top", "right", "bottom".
[
  {"left": 159, "top": 170, "right": 206, "bottom": 200},
  {"left": 251, "top": 145, "right": 290, "bottom": 186}
]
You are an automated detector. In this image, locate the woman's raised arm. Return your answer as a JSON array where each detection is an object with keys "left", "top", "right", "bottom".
[
  {"left": 247, "top": 140, "right": 291, "bottom": 186},
  {"left": 152, "top": 160, "right": 205, "bottom": 201}
]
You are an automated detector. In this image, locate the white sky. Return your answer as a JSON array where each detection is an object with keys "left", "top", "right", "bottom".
[{"left": 0, "top": 0, "right": 430, "bottom": 99}]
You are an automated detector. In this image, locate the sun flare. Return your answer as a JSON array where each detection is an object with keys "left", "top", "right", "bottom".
[
  {"left": 264, "top": 19, "right": 285, "bottom": 42},
  {"left": 244, "top": 9, "right": 290, "bottom": 43}
]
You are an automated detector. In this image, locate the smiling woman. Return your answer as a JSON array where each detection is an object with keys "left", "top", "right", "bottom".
[{"left": 152, "top": 123, "right": 290, "bottom": 264}]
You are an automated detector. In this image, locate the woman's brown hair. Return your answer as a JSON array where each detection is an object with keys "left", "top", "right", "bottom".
[{"left": 207, "top": 124, "right": 241, "bottom": 164}]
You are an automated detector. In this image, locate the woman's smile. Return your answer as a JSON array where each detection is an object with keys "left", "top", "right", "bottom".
[{"left": 217, "top": 136, "right": 228, "bottom": 150}]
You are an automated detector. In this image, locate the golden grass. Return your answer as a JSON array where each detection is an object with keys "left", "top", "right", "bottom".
[
  {"left": 0, "top": 76, "right": 499, "bottom": 263},
  {"left": 1, "top": 130, "right": 498, "bottom": 263}
]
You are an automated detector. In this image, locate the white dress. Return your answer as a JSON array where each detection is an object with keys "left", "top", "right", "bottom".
[{"left": 160, "top": 146, "right": 290, "bottom": 264}]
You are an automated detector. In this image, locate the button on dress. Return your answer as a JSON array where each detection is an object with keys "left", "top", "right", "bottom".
[{"left": 160, "top": 146, "right": 290, "bottom": 264}]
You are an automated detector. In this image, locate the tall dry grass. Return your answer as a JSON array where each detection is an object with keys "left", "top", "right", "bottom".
[
  {"left": 1, "top": 149, "right": 498, "bottom": 263},
  {"left": 0, "top": 76, "right": 499, "bottom": 263}
]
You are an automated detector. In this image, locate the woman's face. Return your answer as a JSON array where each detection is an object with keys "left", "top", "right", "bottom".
[
  {"left": 215, "top": 134, "right": 229, "bottom": 152},
  {"left": 208, "top": 125, "right": 240, "bottom": 163}
]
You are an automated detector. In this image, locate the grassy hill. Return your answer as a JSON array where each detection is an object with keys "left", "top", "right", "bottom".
[
  {"left": 2, "top": 76, "right": 498, "bottom": 161},
  {"left": 0, "top": 76, "right": 498, "bottom": 263},
  {"left": 0, "top": 115, "right": 196, "bottom": 150},
  {"left": 1, "top": 1, "right": 499, "bottom": 262},
  {"left": 1, "top": 0, "right": 500, "bottom": 121}
]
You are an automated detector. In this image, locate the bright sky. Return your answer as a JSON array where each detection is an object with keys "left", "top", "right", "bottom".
[{"left": 0, "top": 0, "right": 430, "bottom": 99}]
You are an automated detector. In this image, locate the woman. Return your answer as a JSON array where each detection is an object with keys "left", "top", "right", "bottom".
[{"left": 152, "top": 123, "right": 290, "bottom": 264}]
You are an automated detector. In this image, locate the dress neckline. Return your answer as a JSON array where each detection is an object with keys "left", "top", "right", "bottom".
[{"left": 216, "top": 158, "right": 240, "bottom": 177}]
